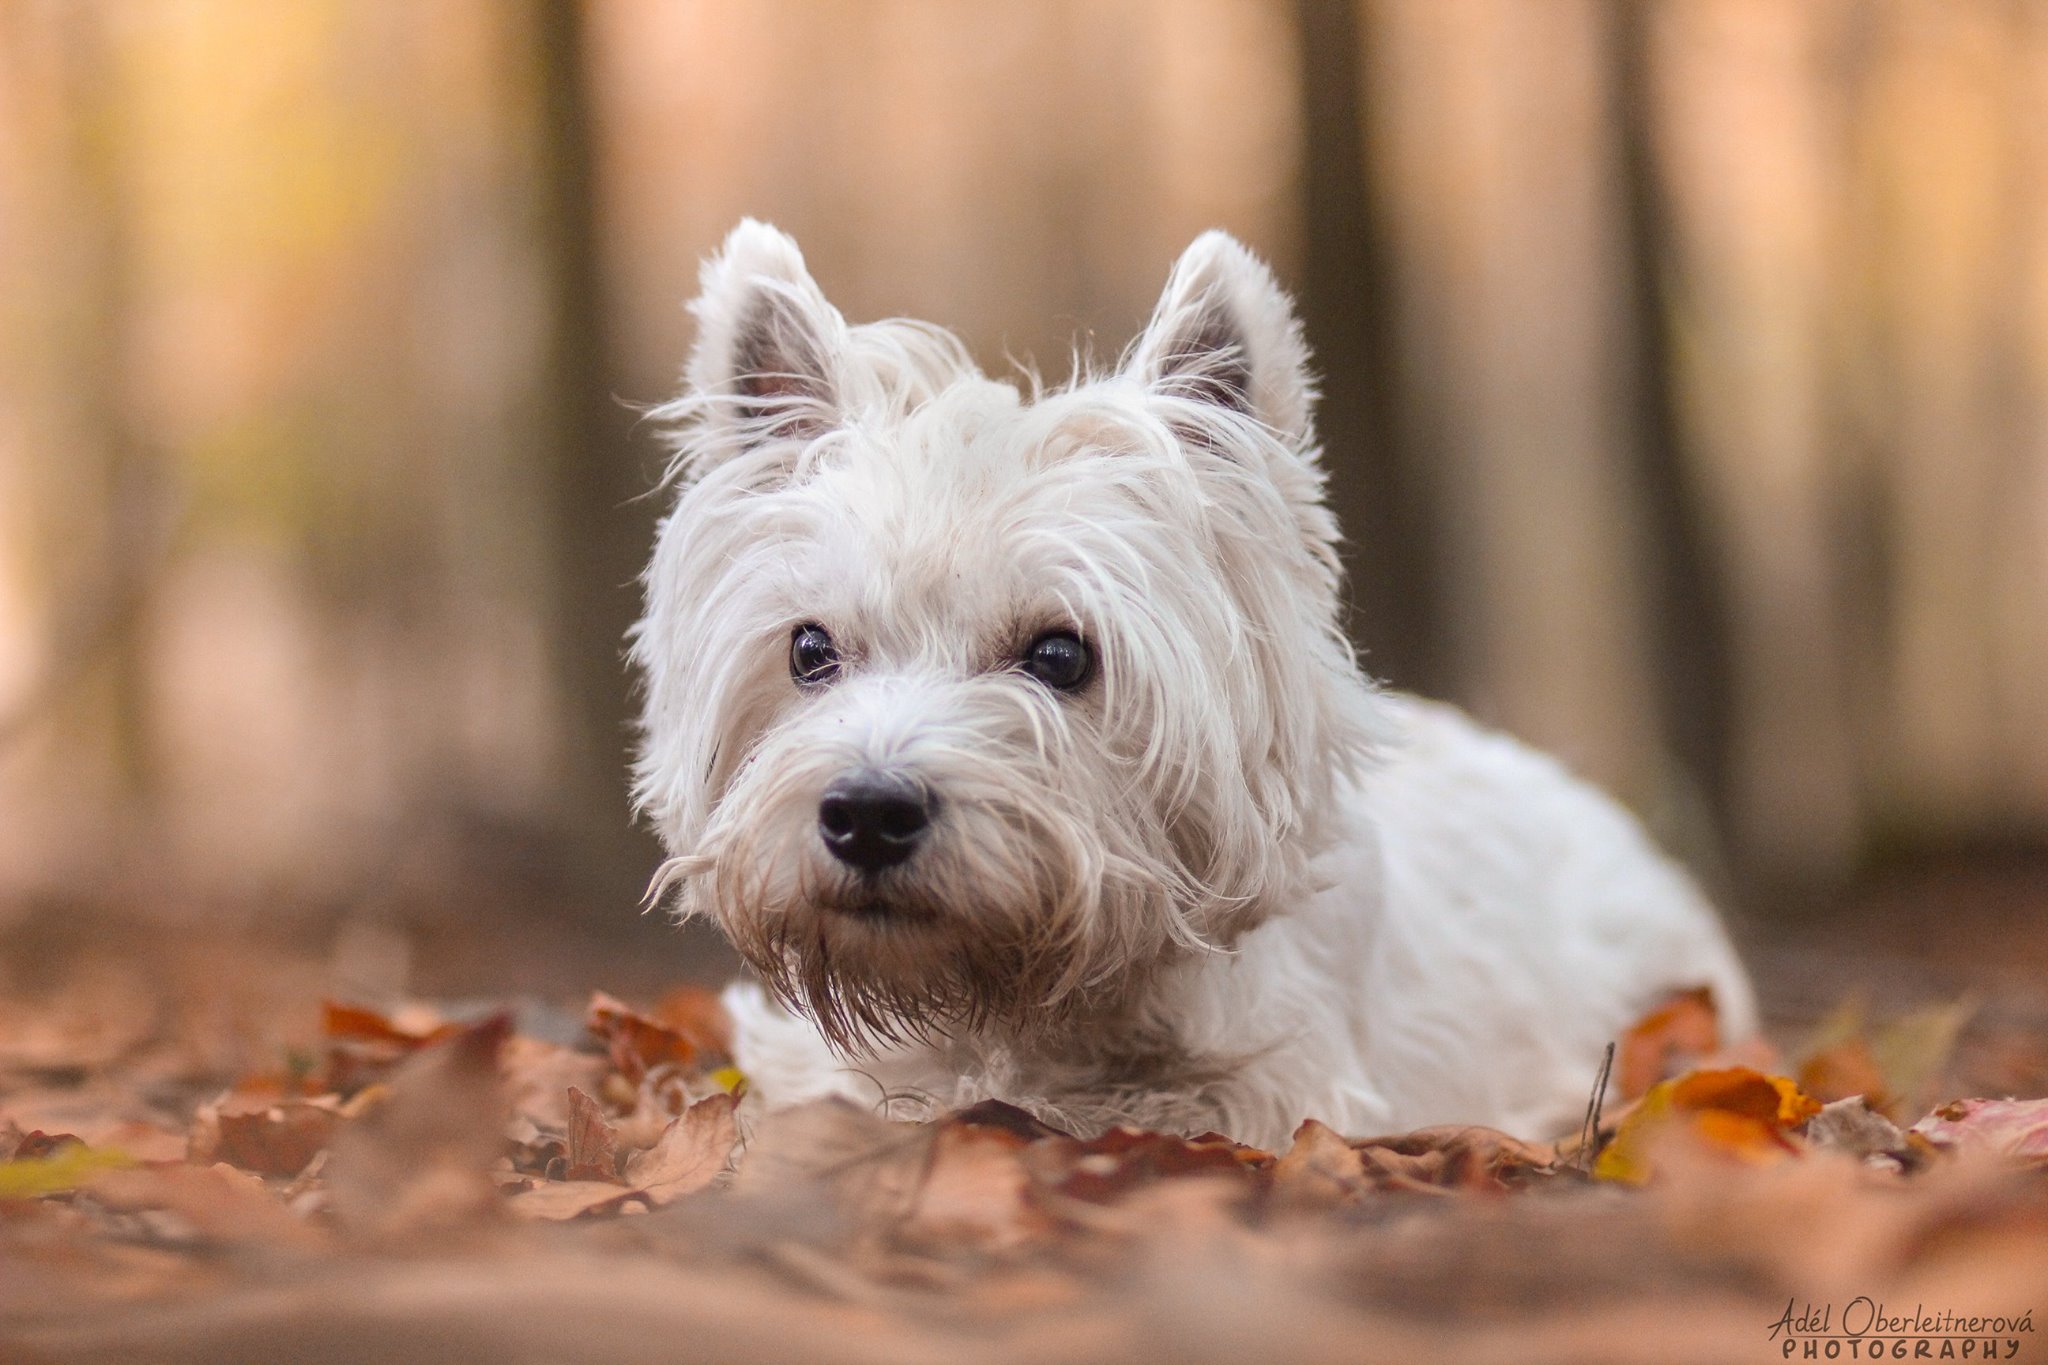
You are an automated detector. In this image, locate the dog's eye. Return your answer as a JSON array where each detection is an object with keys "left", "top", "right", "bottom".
[
  {"left": 1022, "top": 631, "right": 1092, "bottom": 691},
  {"left": 789, "top": 623, "right": 840, "bottom": 687}
]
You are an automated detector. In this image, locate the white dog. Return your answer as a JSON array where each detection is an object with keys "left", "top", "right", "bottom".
[{"left": 631, "top": 220, "right": 1755, "bottom": 1151}]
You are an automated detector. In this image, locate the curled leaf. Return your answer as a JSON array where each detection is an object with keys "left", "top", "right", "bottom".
[{"left": 1594, "top": 1067, "right": 1820, "bottom": 1185}]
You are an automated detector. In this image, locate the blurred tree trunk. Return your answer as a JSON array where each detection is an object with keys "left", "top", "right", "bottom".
[
  {"left": 1644, "top": 1, "right": 1861, "bottom": 888},
  {"left": 1359, "top": 0, "right": 1665, "bottom": 806},
  {"left": 1608, "top": 0, "right": 1738, "bottom": 860},
  {"left": 1292, "top": 0, "right": 1445, "bottom": 695},
  {"left": 530, "top": 0, "right": 664, "bottom": 911},
  {"left": 48, "top": 6, "right": 157, "bottom": 817}
]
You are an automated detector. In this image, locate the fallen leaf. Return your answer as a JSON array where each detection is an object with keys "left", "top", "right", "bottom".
[
  {"left": 901, "top": 1120, "right": 1050, "bottom": 1250},
  {"left": 1594, "top": 1067, "right": 1821, "bottom": 1185},
  {"left": 585, "top": 992, "right": 710, "bottom": 1082},
  {"left": 321, "top": 1000, "right": 456, "bottom": 1048},
  {"left": 322, "top": 1000, "right": 458, "bottom": 1094},
  {"left": 1869, "top": 998, "right": 1977, "bottom": 1116},
  {"left": 324, "top": 1014, "right": 511, "bottom": 1242},
  {"left": 0, "top": 1143, "right": 134, "bottom": 1199},
  {"left": 506, "top": 1179, "right": 638, "bottom": 1222},
  {"left": 1792, "top": 996, "right": 1976, "bottom": 1119},
  {"left": 1350, "top": 1126, "right": 1564, "bottom": 1192},
  {"left": 731, "top": 1098, "right": 929, "bottom": 1230},
  {"left": 1272, "top": 1120, "right": 1370, "bottom": 1205},
  {"left": 188, "top": 1093, "right": 343, "bottom": 1177},
  {"left": 563, "top": 1087, "right": 620, "bottom": 1183},
  {"left": 1804, "top": 1096, "right": 1909, "bottom": 1162},
  {"left": 499, "top": 1036, "right": 606, "bottom": 1130},
  {"left": 646, "top": 986, "right": 734, "bottom": 1057},
  {"left": 1027, "top": 1125, "right": 1270, "bottom": 1205},
  {"left": 509, "top": 1092, "right": 737, "bottom": 1222},
  {"left": 1272, "top": 1122, "right": 1560, "bottom": 1203},
  {"left": 621, "top": 1092, "right": 737, "bottom": 1205},
  {"left": 0, "top": 1124, "right": 85, "bottom": 1163},
  {"left": 85, "top": 1163, "right": 322, "bottom": 1250},
  {"left": 1617, "top": 988, "right": 1721, "bottom": 1101},
  {"left": 1910, "top": 1098, "right": 2048, "bottom": 1165},
  {"left": 949, "top": 1099, "right": 1072, "bottom": 1141},
  {"left": 1796, "top": 1037, "right": 1892, "bottom": 1110}
]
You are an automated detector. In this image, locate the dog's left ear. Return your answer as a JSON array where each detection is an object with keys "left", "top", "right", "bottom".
[{"left": 1127, "top": 231, "right": 1315, "bottom": 443}]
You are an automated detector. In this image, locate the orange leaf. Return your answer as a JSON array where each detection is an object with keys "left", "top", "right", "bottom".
[
  {"left": 1595, "top": 1067, "right": 1820, "bottom": 1185},
  {"left": 586, "top": 992, "right": 705, "bottom": 1082},
  {"left": 1617, "top": 988, "right": 1721, "bottom": 1101},
  {"left": 1797, "top": 1038, "right": 1892, "bottom": 1111}
]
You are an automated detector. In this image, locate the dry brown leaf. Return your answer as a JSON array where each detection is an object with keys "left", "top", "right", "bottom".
[
  {"left": 731, "top": 1098, "right": 930, "bottom": 1231},
  {"left": 1805, "top": 1095, "right": 1909, "bottom": 1162},
  {"left": 509, "top": 1092, "right": 736, "bottom": 1222},
  {"left": 321, "top": 999, "right": 458, "bottom": 1094},
  {"left": 1027, "top": 1126, "right": 1271, "bottom": 1205},
  {"left": 85, "top": 1163, "right": 323, "bottom": 1251},
  {"left": 0, "top": 1123, "right": 85, "bottom": 1163},
  {"left": 1272, "top": 1119, "right": 1370, "bottom": 1205},
  {"left": 506, "top": 1179, "right": 639, "bottom": 1222},
  {"left": 901, "top": 1120, "right": 1050, "bottom": 1250},
  {"left": 1271, "top": 1121, "right": 1559, "bottom": 1203},
  {"left": 563, "top": 1086, "right": 621, "bottom": 1183},
  {"left": 586, "top": 991, "right": 712, "bottom": 1082},
  {"left": 1350, "top": 1126, "right": 1565, "bottom": 1192},
  {"left": 321, "top": 1001, "right": 456, "bottom": 1049},
  {"left": 323, "top": 1013, "right": 511, "bottom": 1242},
  {"left": 948, "top": 1099, "right": 1071, "bottom": 1141},
  {"left": 499, "top": 1035, "right": 606, "bottom": 1130},
  {"left": 621, "top": 1092, "right": 737, "bottom": 1205},
  {"left": 188, "top": 1093, "right": 344, "bottom": 1177}
]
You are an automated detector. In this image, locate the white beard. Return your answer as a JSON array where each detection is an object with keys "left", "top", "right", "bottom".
[{"left": 722, "top": 695, "right": 1755, "bottom": 1151}]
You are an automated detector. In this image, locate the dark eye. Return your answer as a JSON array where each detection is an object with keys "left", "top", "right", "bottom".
[
  {"left": 789, "top": 623, "right": 840, "bottom": 687},
  {"left": 1023, "top": 630, "right": 1092, "bottom": 691}
]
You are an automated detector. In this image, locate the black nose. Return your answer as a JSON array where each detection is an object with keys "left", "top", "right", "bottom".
[{"left": 818, "top": 773, "right": 932, "bottom": 872}]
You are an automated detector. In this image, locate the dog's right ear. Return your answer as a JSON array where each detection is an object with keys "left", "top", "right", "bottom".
[{"left": 684, "top": 220, "right": 844, "bottom": 449}]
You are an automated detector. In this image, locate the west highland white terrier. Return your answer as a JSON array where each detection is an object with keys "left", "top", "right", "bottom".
[{"left": 631, "top": 220, "right": 1756, "bottom": 1150}]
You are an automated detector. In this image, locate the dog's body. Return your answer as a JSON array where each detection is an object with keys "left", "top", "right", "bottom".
[{"left": 632, "top": 222, "right": 1755, "bottom": 1151}]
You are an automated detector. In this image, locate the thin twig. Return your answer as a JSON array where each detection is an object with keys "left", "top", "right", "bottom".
[{"left": 1577, "top": 1041, "right": 1617, "bottom": 1173}]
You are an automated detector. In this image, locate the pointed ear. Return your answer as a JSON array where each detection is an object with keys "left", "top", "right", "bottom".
[
  {"left": 685, "top": 220, "right": 843, "bottom": 444},
  {"left": 1126, "top": 231, "right": 1315, "bottom": 442}
]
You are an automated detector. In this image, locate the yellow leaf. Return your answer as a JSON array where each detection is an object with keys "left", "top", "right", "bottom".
[{"left": 0, "top": 1146, "right": 137, "bottom": 1199}]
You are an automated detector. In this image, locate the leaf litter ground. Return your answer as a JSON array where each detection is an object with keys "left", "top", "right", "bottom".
[{"left": 3, "top": 883, "right": 2048, "bottom": 1364}]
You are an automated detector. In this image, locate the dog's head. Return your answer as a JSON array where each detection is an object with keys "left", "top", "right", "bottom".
[{"left": 631, "top": 222, "right": 1383, "bottom": 1050}]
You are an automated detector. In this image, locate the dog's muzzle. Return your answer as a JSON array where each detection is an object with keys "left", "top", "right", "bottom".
[{"left": 817, "top": 771, "right": 932, "bottom": 873}]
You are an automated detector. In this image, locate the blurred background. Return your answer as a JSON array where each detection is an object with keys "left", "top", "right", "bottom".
[{"left": 3, "top": 1, "right": 2046, "bottom": 980}]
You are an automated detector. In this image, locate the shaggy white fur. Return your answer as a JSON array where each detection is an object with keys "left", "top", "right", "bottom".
[{"left": 631, "top": 220, "right": 1756, "bottom": 1151}]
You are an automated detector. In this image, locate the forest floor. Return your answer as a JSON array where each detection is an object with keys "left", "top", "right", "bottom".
[{"left": 2, "top": 862, "right": 2046, "bottom": 1364}]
